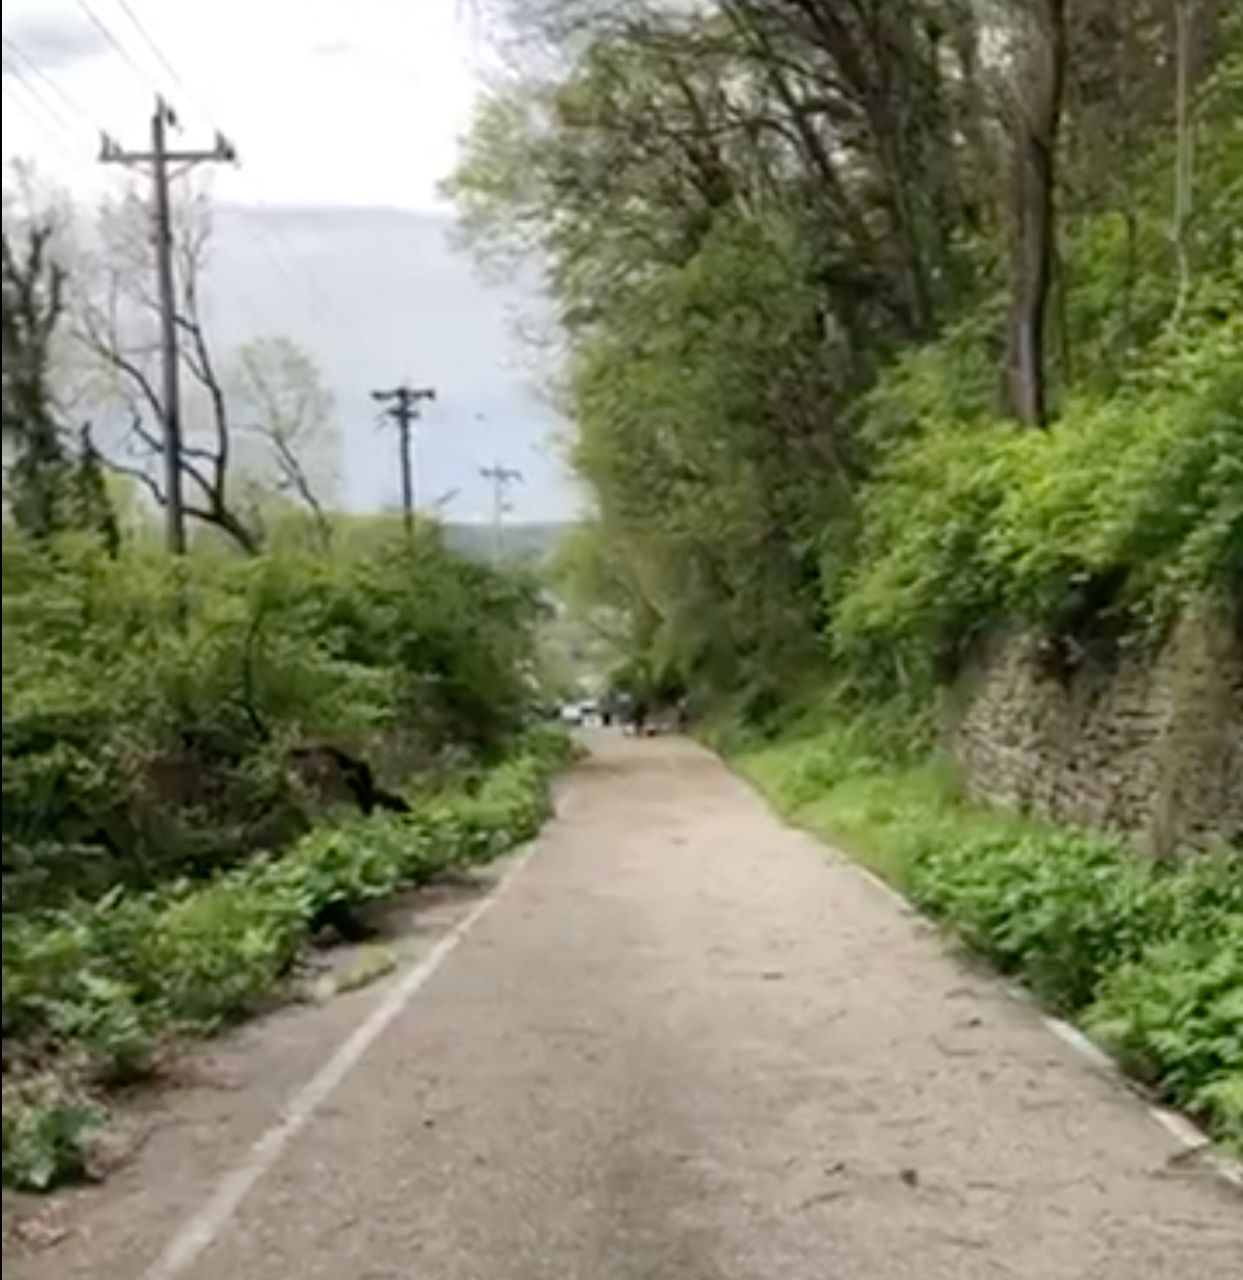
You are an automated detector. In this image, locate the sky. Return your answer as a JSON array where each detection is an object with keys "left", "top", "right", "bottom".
[{"left": 1, "top": 0, "right": 580, "bottom": 523}]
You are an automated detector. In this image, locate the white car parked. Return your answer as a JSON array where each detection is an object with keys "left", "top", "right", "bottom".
[{"left": 560, "top": 699, "right": 603, "bottom": 728}]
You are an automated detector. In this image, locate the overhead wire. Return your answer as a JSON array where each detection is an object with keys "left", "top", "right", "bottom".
[
  {"left": 41, "top": 0, "right": 356, "bottom": 357},
  {"left": 84, "top": 0, "right": 365, "bottom": 361},
  {"left": 5, "top": 22, "right": 290, "bottom": 350},
  {"left": 3, "top": 36, "right": 95, "bottom": 135},
  {"left": 107, "top": 0, "right": 190, "bottom": 99},
  {"left": 1, "top": 73, "right": 81, "bottom": 163},
  {"left": 11, "top": 1, "right": 371, "bottom": 396},
  {"left": 71, "top": 0, "right": 157, "bottom": 96}
]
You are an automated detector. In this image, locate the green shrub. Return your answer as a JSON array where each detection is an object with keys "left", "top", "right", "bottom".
[
  {"left": 140, "top": 877, "right": 308, "bottom": 1028},
  {"left": 905, "top": 825, "right": 1242, "bottom": 1144},
  {"left": 909, "top": 827, "right": 1147, "bottom": 1011},
  {"left": 44, "top": 973, "right": 154, "bottom": 1085},
  {"left": 2, "top": 728, "right": 570, "bottom": 1189},
  {"left": 1086, "top": 926, "right": 1243, "bottom": 1148},
  {"left": 1, "top": 1080, "right": 105, "bottom": 1192},
  {"left": 2, "top": 526, "right": 545, "bottom": 912},
  {"left": 833, "top": 304, "right": 1243, "bottom": 695}
]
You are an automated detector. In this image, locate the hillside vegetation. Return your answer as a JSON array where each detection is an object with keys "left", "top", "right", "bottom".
[
  {"left": 2, "top": 178, "right": 569, "bottom": 1187},
  {"left": 449, "top": 1, "right": 1242, "bottom": 1144}
]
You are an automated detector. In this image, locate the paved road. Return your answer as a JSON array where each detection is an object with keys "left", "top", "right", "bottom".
[{"left": 10, "top": 735, "right": 1241, "bottom": 1278}]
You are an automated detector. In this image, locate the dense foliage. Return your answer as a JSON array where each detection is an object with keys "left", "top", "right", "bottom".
[
  {"left": 836, "top": 303, "right": 1243, "bottom": 688},
  {"left": 2, "top": 728, "right": 569, "bottom": 1189},
  {"left": 3, "top": 524, "right": 542, "bottom": 912},
  {"left": 729, "top": 710, "right": 1242, "bottom": 1149},
  {"left": 451, "top": 1, "right": 1242, "bottom": 706}
]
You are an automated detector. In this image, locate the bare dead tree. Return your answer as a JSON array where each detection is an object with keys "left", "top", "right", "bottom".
[
  {"left": 231, "top": 336, "right": 339, "bottom": 552},
  {"left": 76, "top": 189, "right": 261, "bottom": 553}
]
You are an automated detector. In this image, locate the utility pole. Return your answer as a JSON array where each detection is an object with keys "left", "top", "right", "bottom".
[
  {"left": 479, "top": 460, "right": 522, "bottom": 562},
  {"left": 372, "top": 384, "right": 436, "bottom": 537},
  {"left": 100, "top": 98, "right": 236, "bottom": 555}
]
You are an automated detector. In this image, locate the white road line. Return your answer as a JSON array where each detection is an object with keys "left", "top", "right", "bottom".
[
  {"left": 1042, "top": 1013, "right": 1243, "bottom": 1188},
  {"left": 140, "top": 840, "right": 542, "bottom": 1280},
  {"left": 1041, "top": 1012, "right": 1120, "bottom": 1076},
  {"left": 851, "top": 862, "right": 911, "bottom": 911},
  {"left": 828, "top": 839, "right": 1243, "bottom": 1193}
]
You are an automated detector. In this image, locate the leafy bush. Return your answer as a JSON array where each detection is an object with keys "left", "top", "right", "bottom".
[
  {"left": 834, "top": 302, "right": 1243, "bottom": 693},
  {"left": 907, "top": 830, "right": 1233, "bottom": 1006},
  {"left": 906, "top": 830, "right": 1242, "bottom": 1146},
  {"left": 2, "top": 728, "right": 570, "bottom": 1190},
  {"left": 1, "top": 1080, "right": 104, "bottom": 1192},
  {"left": 2, "top": 525, "right": 544, "bottom": 911},
  {"left": 1086, "top": 925, "right": 1243, "bottom": 1146}
]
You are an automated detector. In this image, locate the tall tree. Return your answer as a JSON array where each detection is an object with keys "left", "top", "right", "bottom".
[
  {"left": 1004, "top": 0, "right": 1068, "bottom": 425},
  {"left": 2, "top": 221, "right": 70, "bottom": 537},
  {"left": 1172, "top": 0, "right": 1197, "bottom": 322},
  {"left": 452, "top": 0, "right": 1241, "bottom": 701}
]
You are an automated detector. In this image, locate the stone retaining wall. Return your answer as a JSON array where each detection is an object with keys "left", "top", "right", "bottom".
[{"left": 951, "top": 606, "right": 1243, "bottom": 856}]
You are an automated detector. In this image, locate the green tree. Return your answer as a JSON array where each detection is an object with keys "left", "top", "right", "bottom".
[{"left": 2, "top": 221, "right": 70, "bottom": 538}]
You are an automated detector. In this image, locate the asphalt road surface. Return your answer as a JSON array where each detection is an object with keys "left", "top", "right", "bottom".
[{"left": 7, "top": 734, "right": 1240, "bottom": 1279}]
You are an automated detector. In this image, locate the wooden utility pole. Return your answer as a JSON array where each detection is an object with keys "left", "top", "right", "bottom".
[
  {"left": 479, "top": 460, "right": 522, "bottom": 562},
  {"left": 100, "top": 98, "right": 236, "bottom": 554},
  {"left": 372, "top": 383, "right": 436, "bottom": 537}
]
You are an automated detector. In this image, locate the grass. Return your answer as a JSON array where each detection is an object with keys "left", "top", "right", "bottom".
[
  {"left": 724, "top": 708, "right": 1243, "bottom": 1152},
  {"left": 726, "top": 700, "right": 954, "bottom": 890}
]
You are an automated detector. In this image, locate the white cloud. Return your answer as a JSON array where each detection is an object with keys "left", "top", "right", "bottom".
[
  {"left": 2, "top": 0, "right": 577, "bottom": 521},
  {"left": 2, "top": 0, "right": 498, "bottom": 212}
]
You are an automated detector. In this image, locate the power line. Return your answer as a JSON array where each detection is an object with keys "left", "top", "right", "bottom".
[
  {"left": 73, "top": 4, "right": 362, "bottom": 359},
  {"left": 0, "top": 51, "right": 93, "bottom": 167},
  {"left": 82, "top": 6, "right": 359, "bottom": 356},
  {"left": 4, "top": 33, "right": 281, "bottom": 348},
  {"left": 2, "top": 36, "right": 94, "bottom": 132},
  {"left": 20, "top": 3, "right": 363, "bottom": 376},
  {"left": 108, "top": 0, "right": 189, "bottom": 99},
  {"left": 235, "top": 201, "right": 358, "bottom": 353},
  {"left": 1, "top": 76, "right": 81, "bottom": 162},
  {"left": 2, "top": 57, "right": 72, "bottom": 135},
  {"left": 72, "top": 0, "right": 156, "bottom": 94},
  {"left": 480, "top": 461, "right": 523, "bottom": 562}
]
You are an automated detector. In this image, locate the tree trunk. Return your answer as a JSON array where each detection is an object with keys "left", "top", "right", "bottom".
[
  {"left": 1171, "top": 0, "right": 1196, "bottom": 324},
  {"left": 1005, "top": 0, "right": 1067, "bottom": 427}
]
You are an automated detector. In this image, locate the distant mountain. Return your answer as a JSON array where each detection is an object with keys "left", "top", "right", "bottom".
[{"left": 442, "top": 521, "right": 577, "bottom": 566}]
